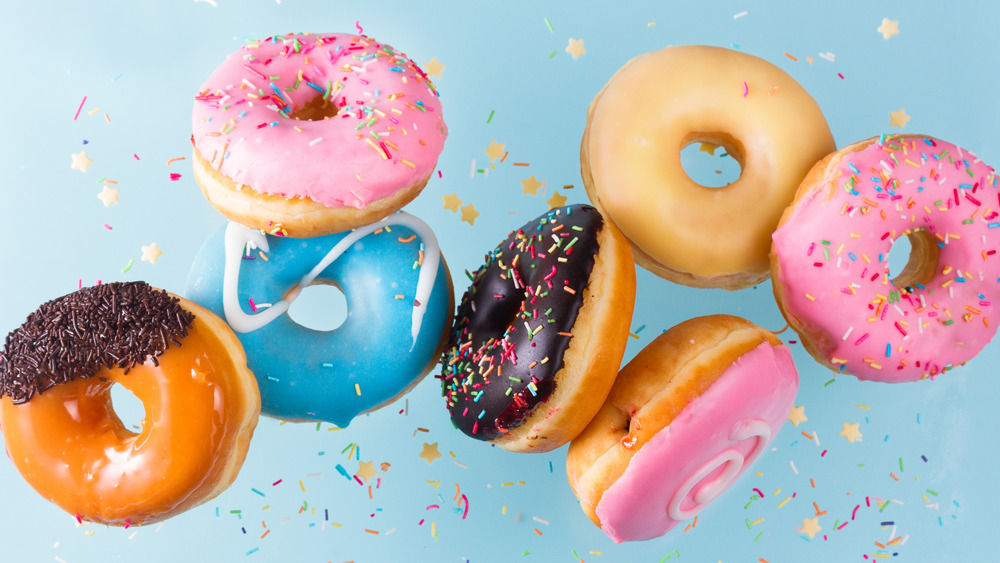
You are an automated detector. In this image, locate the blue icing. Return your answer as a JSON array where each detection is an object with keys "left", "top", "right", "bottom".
[{"left": 185, "top": 219, "right": 451, "bottom": 427}]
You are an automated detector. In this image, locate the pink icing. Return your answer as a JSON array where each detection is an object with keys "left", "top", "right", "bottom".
[
  {"left": 595, "top": 342, "right": 798, "bottom": 543},
  {"left": 192, "top": 32, "right": 447, "bottom": 209},
  {"left": 772, "top": 135, "right": 1000, "bottom": 382}
]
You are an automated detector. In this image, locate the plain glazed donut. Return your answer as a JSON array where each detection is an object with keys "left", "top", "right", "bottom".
[
  {"left": 0, "top": 282, "right": 260, "bottom": 526},
  {"left": 186, "top": 213, "right": 453, "bottom": 426},
  {"left": 771, "top": 134, "right": 1000, "bottom": 382},
  {"left": 439, "top": 204, "right": 636, "bottom": 453},
  {"left": 566, "top": 315, "right": 798, "bottom": 543},
  {"left": 192, "top": 32, "right": 447, "bottom": 238},
  {"left": 581, "top": 44, "right": 835, "bottom": 289}
]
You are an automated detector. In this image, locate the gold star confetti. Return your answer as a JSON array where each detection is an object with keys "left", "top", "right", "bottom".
[
  {"left": 422, "top": 57, "right": 445, "bottom": 79},
  {"left": 460, "top": 203, "right": 480, "bottom": 226},
  {"left": 356, "top": 461, "right": 377, "bottom": 483},
  {"left": 566, "top": 38, "right": 587, "bottom": 59},
  {"left": 698, "top": 143, "right": 718, "bottom": 155},
  {"left": 521, "top": 175, "right": 544, "bottom": 196},
  {"left": 877, "top": 18, "right": 899, "bottom": 39},
  {"left": 71, "top": 150, "right": 93, "bottom": 173},
  {"left": 97, "top": 185, "right": 120, "bottom": 207},
  {"left": 485, "top": 140, "right": 506, "bottom": 161},
  {"left": 546, "top": 191, "right": 568, "bottom": 209},
  {"left": 442, "top": 193, "right": 463, "bottom": 212},
  {"left": 839, "top": 422, "right": 862, "bottom": 443},
  {"left": 889, "top": 108, "right": 910, "bottom": 128},
  {"left": 419, "top": 442, "right": 442, "bottom": 464},
  {"left": 800, "top": 516, "right": 822, "bottom": 539},
  {"left": 787, "top": 405, "right": 807, "bottom": 427},
  {"left": 140, "top": 242, "right": 163, "bottom": 264}
]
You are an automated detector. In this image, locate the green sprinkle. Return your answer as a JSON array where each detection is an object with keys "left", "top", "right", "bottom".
[
  {"left": 487, "top": 109, "right": 495, "bottom": 124},
  {"left": 927, "top": 488, "right": 939, "bottom": 496},
  {"left": 548, "top": 50, "right": 557, "bottom": 59},
  {"left": 544, "top": 17, "right": 554, "bottom": 32},
  {"left": 120, "top": 258, "right": 134, "bottom": 273},
  {"left": 824, "top": 378, "right": 836, "bottom": 387},
  {"left": 899, "top": 457, "right": 904, "bottom": 472},
  {"left": 753, "top": 531, "right": 763, "bottom": 543},
  {"left": 879, "top": 500, "right": 890, "bottom": 513}
]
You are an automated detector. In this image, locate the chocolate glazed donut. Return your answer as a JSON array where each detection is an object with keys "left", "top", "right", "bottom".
[{"left": 440, "top": 204, "right": 636, "bottom": 452}]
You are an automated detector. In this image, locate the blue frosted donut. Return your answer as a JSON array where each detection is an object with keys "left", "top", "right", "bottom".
[{"left": 185, "top": 213, "right": 452, "bottom": 427}]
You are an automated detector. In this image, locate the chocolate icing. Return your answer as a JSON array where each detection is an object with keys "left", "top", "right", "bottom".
[
  {"left": 439, "top": 204, "right": 603, "bottom": 440},
  {"left": 0, "top": 282, "right": 195, "bottom": 403}
]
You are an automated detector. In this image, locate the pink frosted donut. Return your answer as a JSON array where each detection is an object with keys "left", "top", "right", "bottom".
[
  {"left": 772, "top": 135, "right": 1000, "bottom": 382},
  {"left": 566, "top": 315, "right": 798, "bottom": 543},
  {"left": 192, "top": 32, "right": 447, "bottom": 237}
]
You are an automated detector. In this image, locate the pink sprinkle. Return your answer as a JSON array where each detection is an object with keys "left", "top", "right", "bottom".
[
  {"left": 838, "top": 73, "right": 845, "bottom": 79},
  {"left": 169, "top": 173, "right": 182, "bottom": 181},
  {"left": 460, "top": 494, "right": 470, "bottom": 519},
  {"left": 243, "top": 64, "right": 267, "bottom": 80},
  {"left": 73, "top": 96, "right": 87, "bottom": 121},
  {"left": 354, "top": 20, "right": 364, "bottom": 34},
  {"left": 742, "top": 81, "right": 749, "bottom": 97},
  {"left": 851, "top": 504, "right": 860, "bottom": 520},
  {"left": 838, "top": 521, "right": 848, "bottom": 530},
  {"left": 821, "top": 449, "right": 828, "bottom": 457},
  {"left": 249, "top": 298, "right": 258, "bottom": 313},
  {"left": 133, "top": 153, "right": 140, "bottom": 161},
  {"left": 752, "top": 488, "right": 764, "bottom": 499},
  {"left": 354, "top": 475, "right": 364, "bottom": 486},
  {"left": 272, "top": 479, "right": 282, "bottom": 486},
  {"left": 426, "top": 504, "right": 440, "bottom": 510},
  {"left": 104, "top": 224, "right": 113, "bottom": 230},
  {"left": 854, "top": 333, "right": 870, "bottom": 346}
]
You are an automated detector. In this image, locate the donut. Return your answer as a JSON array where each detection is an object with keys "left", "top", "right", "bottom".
[
  {"left": 439, "top": 204, "right": 636, "bottom": 453},
  {"left": 580, "top": 44, "right": 835, "bottom": 289},
  {"left": 0, "top": 282, "right": 260, "bottom": 526},
  {"left": 185, "top": 213, "right": 453, "bottom": 426},
  {"left": 771, "top": 134, "right": 1000, "bottom": 382},
  {"left": 192, "top": 32, "right": 447, "bottom": 238},
  {"left": 566, "top": 315, "right": 798, "bottom": 543}
]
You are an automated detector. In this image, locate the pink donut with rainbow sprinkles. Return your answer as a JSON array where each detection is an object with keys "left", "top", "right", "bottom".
[
  {"left": 772, "top": 134, "right": 1000, "bottom": 382},
  {"left": 192, "top": 32, "right": 447, "bottom": 237}
]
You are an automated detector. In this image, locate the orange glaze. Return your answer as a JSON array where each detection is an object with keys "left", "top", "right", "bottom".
[{"left": 0, "top": 315, "right": 258, "bottom": 526}]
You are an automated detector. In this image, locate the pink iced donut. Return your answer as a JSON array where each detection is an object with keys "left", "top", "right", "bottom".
[
  {"left": 566, "top": 315, "right": 798, "bottom": 543},
  {"left": 771, "top": 135, "right": 1000, "bottom": 382},
  {"left": 192, "top": 32, "right": 447, "bottom": 237}
]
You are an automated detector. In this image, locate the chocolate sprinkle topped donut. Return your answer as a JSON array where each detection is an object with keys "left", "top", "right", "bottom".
[
  {"left": 439, "top": 204, "right": 603, "bottom": 440},
  {"left": 0, "top": 281, "right": 195, "bottom": 404}
]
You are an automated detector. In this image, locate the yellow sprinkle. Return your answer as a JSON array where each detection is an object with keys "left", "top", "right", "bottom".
[
  {"left": 401, "top": 159, "right": 416, "bottom": 168},
  {"left": 299, "top": 480, "right": 306, "bottom": 492},
  {"left": 805, "top": 293, "right": 816, "bottom": 301},
  {"left": 777, "top": 496, "right": 791, "bottom": 509},
  {"left": 858, "top": 404, "right": 871, "bottom": 409},
  {"left": 355, "top": 383, "right": 362, "bottom": 396}
]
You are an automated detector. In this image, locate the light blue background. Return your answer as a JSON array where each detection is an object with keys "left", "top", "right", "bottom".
[{"left": 1, "top": 1, "right": 997, "bottom": 561}]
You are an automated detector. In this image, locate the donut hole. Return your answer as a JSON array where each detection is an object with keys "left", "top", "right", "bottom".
[
  {"left": 286, "top": 282, "right": 349, "bottom": 332},
  {"left": 679, "top": 133, "right": 745, "bottom": 189},
  {"left": 290, "top": 95, "right": 340, "bottom": 121},
  {"left": 888, "top": 230, "right": 940, "bottom": 290},
  {"left": 109, "top": 382, "right": 146, "bottom": 434}
]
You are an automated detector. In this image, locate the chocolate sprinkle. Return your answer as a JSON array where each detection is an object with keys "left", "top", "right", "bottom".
[
  {"left": 0, "top": 282, "right": 195, "bottom": 403},
  {"left": 438, "top": 204, "right": 603, "bottom": 440}
]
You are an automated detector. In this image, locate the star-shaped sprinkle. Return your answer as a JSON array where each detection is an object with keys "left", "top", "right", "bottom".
[
  {"left": 419, "top": 442, "right": 442, "bottom": 464},
  {"left": 422, "top": 57, "right": 445, "bottom": 79},
  {"left": 698, "top": 143, "right": 719, "bottom": 155},
  {"left": 485, "top": 140, "right": 506, "bottom": 161},
  {"left": 460, "top": 203, "right": 480, "bottom": 226},
  {"left": 71, "top": 151, "right": 93, "bottom": 173},
  {"left": 356, "top": 461, "right": 377, "bottom": 483},
  {"left": 140, "top": 242, "right": 163, "bottom": 264},
  {"left": 521, "top": 175, "right": 544, "bottom": 196},
  {"left": 787, "top": 405, "right": 807, "bottom": 427},
  {"left": 566, "top": 38, "right": 587, "bottom": 59},
  {"left": 839, "top": 422, "right": 862, "bottom": 443},
  {"left": 442, "top": 193, "right": 463, "bottom": 212},
  {"left": 889, "top": 108, "right": 910, "bottom": 128},
  {"left": 800, "top": 516, "right": 821, "bottom": 539},
  {"left": 878, "top": 18, "right": 899, "bottom": 39},
  {"left": 97, "top": 185, "right": 120, "bottom": 207},
  {"left": 546, "top": 190, "right": 568, "bottom": 209}
]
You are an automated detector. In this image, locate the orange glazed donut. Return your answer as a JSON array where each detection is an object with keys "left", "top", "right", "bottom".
[
  {"left": 0, "top": 282, "right": 260, "bottom": 526},
  {"left": 581, "top": 45, "right": 835, "bottom": 289}
]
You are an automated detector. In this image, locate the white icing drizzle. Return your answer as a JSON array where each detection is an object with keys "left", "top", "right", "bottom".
[
  {"left": 666, "top": 418, "right": 770, "bottom": 521},
  {"left": 221, "top": 214, "right": 441, "bottom": 347}
]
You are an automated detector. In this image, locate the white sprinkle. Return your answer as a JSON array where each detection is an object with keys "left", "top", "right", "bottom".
[
  {"left": 842, "top": 326, "right": 854, "bottom": 340},
  {"left": 790, "top": 460, "right": 799, "bottom": 475},
  {"left": 733, "top": 10, "right": 748, "bottom": 19},
  {"left": 470, "top": 158, "right": 476, "bottom": 178},
  {"left": 309, "top": 137, "right": 324, "bottom": 146},
  {"left": 818, "top": 52, "right": 836, "bottom": 62},
  {"left": 533, "top": 516, "right": 550, "bottom": 525}
]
